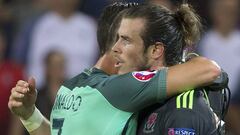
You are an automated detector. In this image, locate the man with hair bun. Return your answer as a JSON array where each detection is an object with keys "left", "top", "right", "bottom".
[{"left": 136, "top": 3, "right": 225, "bottom": 135}]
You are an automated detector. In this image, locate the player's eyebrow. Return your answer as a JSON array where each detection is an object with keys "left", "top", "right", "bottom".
[{"left": 120, "top": 35, "right": 132, "bottom": 42}]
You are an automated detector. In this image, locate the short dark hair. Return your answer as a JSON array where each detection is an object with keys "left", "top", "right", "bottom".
[
  {"left": 121, "top": 4, "right": 202, "bottom": 66},
  {"left": 97, "top": 2, "right": 138, "bottom": 56},
  {"left": 44, "top": 50, "right": 64, "bottom": 65}
]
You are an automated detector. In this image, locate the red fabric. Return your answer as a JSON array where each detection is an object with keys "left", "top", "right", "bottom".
[{"left": 0, "top": 61, "right": 24, "bottom": 134}]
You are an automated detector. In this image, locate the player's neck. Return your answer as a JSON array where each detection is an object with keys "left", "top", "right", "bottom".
[
  {"left": 94, "top": 53, "right": 118, "bottom": 75},
  {"left": 148, "top": 58, "right": 165, "bottom": 71}
]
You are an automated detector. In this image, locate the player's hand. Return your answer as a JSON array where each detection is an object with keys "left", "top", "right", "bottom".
[{"left": 8, "top": 77, "right": 37, "bottom": 120}]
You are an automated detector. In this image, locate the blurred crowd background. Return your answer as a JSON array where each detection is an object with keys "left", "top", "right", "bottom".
[{"left": 0, "top": 0, "right": 240, "bottom": 135}]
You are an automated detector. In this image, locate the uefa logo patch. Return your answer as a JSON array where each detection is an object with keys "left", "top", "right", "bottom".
[
  {"left": 132, "top": 71, "right": 156, "bottom": 82},
  {"left": 168, "top": 128, "right": 196, "bottom": 135}
]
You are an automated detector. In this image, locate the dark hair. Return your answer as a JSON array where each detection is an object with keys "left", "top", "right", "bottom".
[
  {"left": 121, "top": 4, "right": 202, "bottom": 66},
  {"left": 44, "top": 50, "right": 64, "bottom": 65},
  {"left": 97, "top": 2, "right": 138, "bottom": 56}
]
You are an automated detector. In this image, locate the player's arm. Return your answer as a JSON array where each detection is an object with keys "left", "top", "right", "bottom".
[
  {"left": 167, "top": 56, "right": 221, "bottom": 96},
  {"left": 8, "top": 78, "right": 51, "bottom": 135},
  {"left": 100, "top": 56, "right": 221, "bottom": 112}
]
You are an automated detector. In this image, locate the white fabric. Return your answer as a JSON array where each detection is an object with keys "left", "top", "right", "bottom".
[
  {"left": 199, "top": 30, "right": 240, "bottom": 95},
  {"left": 20, "top": 107, "right": 44, "bottom": 132},
  {"left": 27, "top": 12, "right": 98, "bottom": 87}
]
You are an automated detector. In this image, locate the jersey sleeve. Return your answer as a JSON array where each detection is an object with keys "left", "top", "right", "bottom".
[
  {"left": 164, "top": 109, "right": 218, "bottom": 135},
  {"left": 97, "top": 68, "right": 167, "bottom": 112}
]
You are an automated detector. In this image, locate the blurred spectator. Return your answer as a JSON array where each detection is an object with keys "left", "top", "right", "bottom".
[
  {"left": 198, "top": 0, "right": 240, "bottom": 96},
  {"left": 36, "top": 50, "right": 66, "bottom": 119},
  {"left": 0, "top": 30, "right": 24, "bottom": 135},
  {"left": 11, "top": 0, "right": 49, "bottom": 65},
  {"left": 11, "top": 50, "right": 66, "bottom": 135},
  {"left": 198, "top": 0, "right": 240, "bottom": 134},
  {"left": 24, "top": 0, "right": 99, "bottom": 88}
]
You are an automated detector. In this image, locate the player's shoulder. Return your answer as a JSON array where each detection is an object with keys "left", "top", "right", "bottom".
[
  {"left": 170, "top": 90, "right": 208, "bottom": 109},
  {"left": 163, "top": 90, "right": 214, "bottom": 120},
  {"left": 62, "top": 68, "right": 109, "bottom": 90}
]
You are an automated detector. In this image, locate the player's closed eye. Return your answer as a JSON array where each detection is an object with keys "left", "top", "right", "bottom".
[{"left": 120, "top": 36, "right": 131, "bottom": 45}]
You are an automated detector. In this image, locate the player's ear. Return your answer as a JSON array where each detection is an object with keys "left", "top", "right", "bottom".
[{"left": 149, "top": 42, "right": 164, "bottom": 59}]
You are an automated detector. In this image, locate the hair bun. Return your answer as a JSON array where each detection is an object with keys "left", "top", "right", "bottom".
[{"left": 175, "top": 4, "right": 202, "bottom": 46}]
